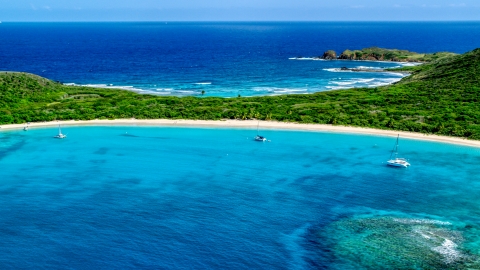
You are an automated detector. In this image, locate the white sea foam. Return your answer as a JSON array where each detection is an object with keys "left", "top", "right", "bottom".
[
  {"left": 84, "top": 84, "right": 108, "bottom": 87},
  {"left": 193, "top": 82, "right": 212, "bottom": 85},
  {"left": 329, "top": 78, "right": 376, "bottom": 86},
  {"left": 393, "top": 218, "right": 452, "bottom": 226},
  {"left": 385, "top": 72, "right": 408, "bottom": 77},
  {"left": 175, "top": 90, "right": 196, "bottom": 94},
  {"left": 252, "top": 87, "right": 308, "bottom": 94},
  {"left": 357, "top": 78, "right": 375, "bottom": 83},
  {"left": 327, "top": 75, "right": 402, "bottom": 90},
  {"left": 330, "top": 81, "right": 356, "bottom": 86},
  {"left": 410, "top": 223, "right": 464, "bottom": 264},
  {"left": 155, "top": 88, "right": 174, "bottom": 95},
  {"left": 273, "top": 89, "right": 307, "bottom": 94},
  {"left": 400, "top": 62, "right": 423, "bottom": 67},
  {"left": 432, "top": 239, "right": 462, "bottom": 264},
  {"left": 355, "top": 66, "right": 384, "bottom": 70},
  {"left": 252, "top": 87, "right": 274, "bottom": 92},
  {"left": 413, "top": 229, "right": 432, "bottom": 240},
  {"left": 323, "top": 68, "right": 352, "bottom": 73},
  {"left": 288, "top": 57, "right": 323, "bottom": 61},
  {"left": 350, "top": 59, "right": 422, "bottom": 65},
  {"left": 381, "top": 78, "right": 403, "bottom": 82},
  {"left": 365, "top": 78, "right": 402, "bottom": 87},
  {"left": 326, "top": 86, "right": 350, "bottom": 90},
  {"left": 64, "top": 83, "right": 146, "bottom": 92}
]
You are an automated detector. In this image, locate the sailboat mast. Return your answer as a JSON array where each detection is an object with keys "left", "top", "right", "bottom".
[
  {"left": 257, "top": 121, "right": 259, "bottom": 135},
  {"left": 395, "top": 134, "right": 399, "bottom": 159},
  {"left": 389, "top": 135, "right": 399, "bottom": 159}
]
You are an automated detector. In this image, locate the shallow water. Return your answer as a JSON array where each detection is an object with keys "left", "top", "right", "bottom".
[{"left": 0, "top": 126, "right": 479, "bottom": 269}]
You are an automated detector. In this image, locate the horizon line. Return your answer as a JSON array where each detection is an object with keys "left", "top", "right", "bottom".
[{"left": 2, "top": 20, "right": 480, "bottom": 23}]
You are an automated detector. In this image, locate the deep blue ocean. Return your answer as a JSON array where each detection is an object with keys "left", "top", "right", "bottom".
[
  {"left": 1, "top": 22, "right": 480, "bottom": 97},
  {"left": 1, "top": 126, "right": 480, "bottom": 269},
  {"left": 2, "top": 22, "right": 480, "bottom": 269}
]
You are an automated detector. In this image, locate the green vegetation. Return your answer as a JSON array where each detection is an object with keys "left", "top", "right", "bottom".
[
  {"left": 1, "top": 48, "right": 479, "bottom": 139},
  {"left": 339, "top": 47, "right": 457, "bottom": 62}
]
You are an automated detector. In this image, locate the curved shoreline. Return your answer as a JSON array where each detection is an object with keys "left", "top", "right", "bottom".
[{"left": 1, "top": 119, "right": 480, "bottom": 148}]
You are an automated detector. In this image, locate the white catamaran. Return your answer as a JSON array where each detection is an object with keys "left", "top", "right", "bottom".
[
  {"left": 254, "top": 121, "right": 267, "bottom": 142},
  {"left": 54, "top": 124, "right": 67, "bottom": 139},
  {"left": 387, "top": 135, "right": 410, "bottom": 168}
]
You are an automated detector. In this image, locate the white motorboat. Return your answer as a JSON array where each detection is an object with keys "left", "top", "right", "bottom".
[
  {"left": 54, "top": 124, "right": 67, "bottom": 139},
  {"left": 387, "top": 135, "right": 410, "bottom": 167}
]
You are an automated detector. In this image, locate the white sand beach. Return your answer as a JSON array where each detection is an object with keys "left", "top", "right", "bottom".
[{"left": 1, "top": 119, "right": 480, "bottom": 148}]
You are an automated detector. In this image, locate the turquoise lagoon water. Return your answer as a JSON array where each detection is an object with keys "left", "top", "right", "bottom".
[{"left": 1, "top": 126, "right": 480, "bottom": 269}]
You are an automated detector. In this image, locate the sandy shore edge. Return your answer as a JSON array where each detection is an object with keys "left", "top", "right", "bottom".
[{"left": 1, "top": 119, "right": 479, "bottom": 148}]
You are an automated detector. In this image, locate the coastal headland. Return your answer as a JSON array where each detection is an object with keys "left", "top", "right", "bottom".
[{"left": 291, "top": 47, "right": 457, "bottom": 62}]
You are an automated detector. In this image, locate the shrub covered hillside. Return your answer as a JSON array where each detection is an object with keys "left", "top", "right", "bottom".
[
  {"left": 0, "top": 48, "right": 479, "bottom": 139},
  {"left": 337, "top": 47, "right": 457, "bottom": 62}
]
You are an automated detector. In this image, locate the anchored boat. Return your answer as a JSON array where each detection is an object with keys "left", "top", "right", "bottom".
[
  {"left": 254, "top": 121, "right": 267, "bottom": 142},
  {"left": 387, "top": 135, "right": 410, "bottom": 168},
  {"left": 54, "top": 124, "right": 67, "bottom": 139}
]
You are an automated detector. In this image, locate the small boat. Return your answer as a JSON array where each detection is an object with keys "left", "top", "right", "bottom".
[
  {"left": 54, "top": 124, "right": 67, "bottom": 139},
  {"left": 255, "top": 135, "right": 267, "bottom": 142},
  {"left": 387, "top": 135, "right": 410, "bottom": 168},
  {"left": 254, "top": 121, "right": 267, "bottom": 142},
  {"left": 23, "top": 125, "right": 29, "bottom": 131}
]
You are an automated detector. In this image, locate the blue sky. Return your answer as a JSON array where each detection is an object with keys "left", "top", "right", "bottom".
[{"left": 1, "top": 0, "right": 479, "bottom": 21}]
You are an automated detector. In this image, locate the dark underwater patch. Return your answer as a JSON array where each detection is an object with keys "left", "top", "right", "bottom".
[
  {"left": 94, "top": 147, "right": 109, "bottom": 155},
  {"left": 0, "top": 141, "right": 26, "bottom": 161}
]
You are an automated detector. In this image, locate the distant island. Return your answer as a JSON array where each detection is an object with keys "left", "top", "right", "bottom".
[{"left": 291, "top": 47, "right": 457, "bottom": 62}]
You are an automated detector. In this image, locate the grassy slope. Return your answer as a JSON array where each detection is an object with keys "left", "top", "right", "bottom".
[{"left": 0, "top": 48, "right": 479, "bottom": 139}]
